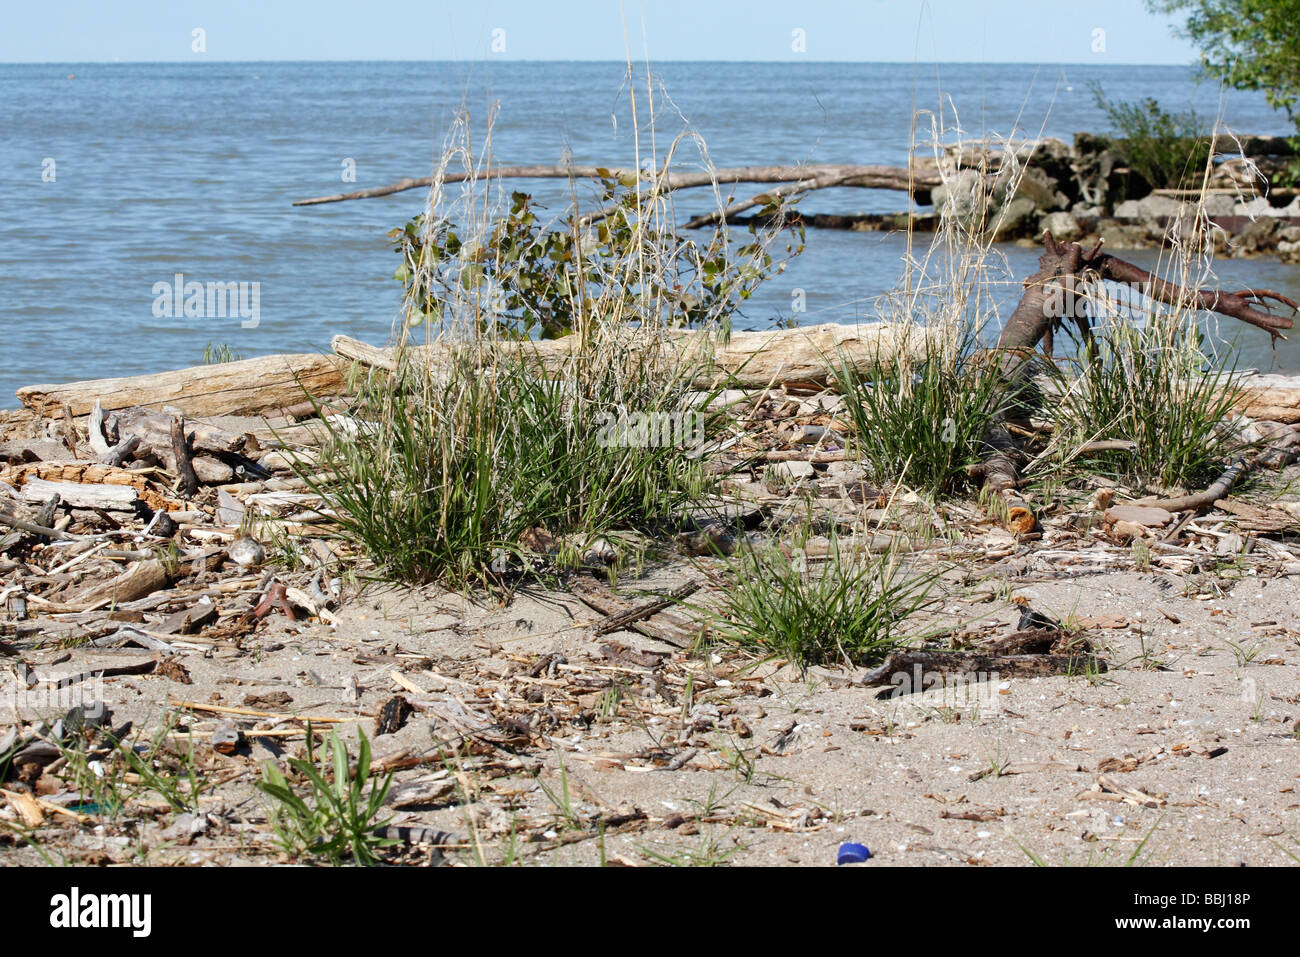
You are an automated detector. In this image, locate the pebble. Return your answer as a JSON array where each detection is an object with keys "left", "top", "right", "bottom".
[{"left": 227, "top": 536, "right": 266, "bottom": 566}]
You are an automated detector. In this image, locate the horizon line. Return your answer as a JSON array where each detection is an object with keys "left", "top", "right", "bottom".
[{"left": 0, "top": 57, "right": 1199, "bottom": 67}]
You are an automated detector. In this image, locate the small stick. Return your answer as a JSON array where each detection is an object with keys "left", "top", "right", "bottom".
[{"left": 168, "top": 700, "right": 351, "bottom": 723}]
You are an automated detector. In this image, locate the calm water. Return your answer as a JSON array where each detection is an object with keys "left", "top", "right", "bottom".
[{"left": 2, "top": 61, "right": 1297, "bottom": 405}]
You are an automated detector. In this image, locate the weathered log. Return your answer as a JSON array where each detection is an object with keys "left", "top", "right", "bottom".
[
  {"left": 1235, "top": 373, "right": 1300, "bottom": 423},
  {"left": 293, "top": 163, "right": 944, "bottom": 207},
  {"left": 19, "top": 477, "right": 139, "bottom": 511},
  {"left": 16, "top": 353, "right": 345, "bottom": 418},
  {"left": 0, "top": 462, "right": 188, "bottom": 513},
  {"left": 108, "top": 407, "right": 250, "bottom": 456},
  {"left": 69, "top": 560, "right": 171, "bottom": 611},
  {"left": 332, "top": 322, "right": 937, "bottom": 390}
]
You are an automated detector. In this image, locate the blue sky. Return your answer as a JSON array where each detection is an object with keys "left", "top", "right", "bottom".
[{"left": 4, "top": 1, "right": 1200, "bottom": 63}]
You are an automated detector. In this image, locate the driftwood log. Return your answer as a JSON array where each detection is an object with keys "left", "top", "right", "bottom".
[
  {"left": 331, "top": 322, "right": 938, "bottom": 390},
  {"left": 15, "top": 353, "right": 345, "bottom": 418}
]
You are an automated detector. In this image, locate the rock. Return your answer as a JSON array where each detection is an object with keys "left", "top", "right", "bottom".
[
  {"left": 768, "top": 459, "right": 815, "bottom": 482},
  {"left": 1232, "top": 217, "right": 1278, "bottom": 255},
  {"left": 990, "top": 196, "right": 1039, "bottom": 240},
  {"left": 227, "top": 537, "right": 266, "bottom": 566},
  {"left": 931, "top": 169, "right": 986, "bottom": 225},
  {"left": 1097, "top": 221, "right": 1150, "bottom": 249},
  {"left": 257, "top": 448, "right": 314, "bottom": 472},
  {"left": 1113, "top": 194, "right": 1187, "bottom": 220},
  {"left": 1040, "top": 210, "right": 1081, "bottom": 242},
  {"left": 1009, "top": 166, "right": 1068, "bottom": 211},
  {"left": 1233, "top": 196, "right": 1287, "bottom": 218},
  {"left": 1200, "top": 193, "right": 1238, "bottom": 218},
  {"left": 0, "top": 438, "right": 72, "bottom": 464},
  {"left": 192, "top": 455, "right": 234, "bottom": 484}
]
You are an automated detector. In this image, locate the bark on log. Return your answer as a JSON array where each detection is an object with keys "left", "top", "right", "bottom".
[
  {"left": 331, "top": 322, "right": 938, "bottom": 390},
  {"left": 293, "top": 163, "right": 944, "bottom": 207},
  {"left": 16, "top": 353, "right": 345, "bottom": 418}
]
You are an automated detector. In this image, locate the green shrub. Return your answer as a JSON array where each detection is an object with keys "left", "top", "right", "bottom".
[{"left": 1091, "top": 83, "right": 1211, "bottom": 189}]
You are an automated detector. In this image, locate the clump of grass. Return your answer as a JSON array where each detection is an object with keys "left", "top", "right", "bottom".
[
  {"left": 1047, "top": 317, "right": 1246, "bottom": 489},
  {"left": 201, "top": 341, "right": 241, "bottom": 364},
  {"left": 52, "top": 712, "right": 207, "bottom": 818},
  {"left": 312, "top": 339, "right": 715, "bottom": 585},
  {"left": 836, "top": 332, "right": 1010, "bottom": 495},
  {"left": 705, "top": 528, "right": 938, "bottom": 669},
  {"left": 256, "top": 726, "right": 396, "bottom": 866},
  {"left": 308, "top": 94, "right": 802, "bottom": 586}
]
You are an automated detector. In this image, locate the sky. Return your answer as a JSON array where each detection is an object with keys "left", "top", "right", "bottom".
[{"left": 2, "top": 1, "right": 1201, "bottom": 64}]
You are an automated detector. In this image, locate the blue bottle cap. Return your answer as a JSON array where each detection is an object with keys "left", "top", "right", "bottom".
[{"left": 837, "top": 842, "right": 871, "bottom": 864}]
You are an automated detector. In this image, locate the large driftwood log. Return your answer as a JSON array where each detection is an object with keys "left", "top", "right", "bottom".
[
  {"left": 293, "top": 164, "right": 944, "bottom": 207},
  {"left": 330, "top": 323, "right": 937, "bottom": 389},
  {"left": 16, "top": 353, "right": 345, "bottom": 418}
]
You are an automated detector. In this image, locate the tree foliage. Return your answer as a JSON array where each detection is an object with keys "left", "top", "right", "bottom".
[
  {"left": 1148, "top": 0, "right": 1300, "bottom": 130},
  {"left": 389, "top": 174, "right": 803, "bottom": 339}
]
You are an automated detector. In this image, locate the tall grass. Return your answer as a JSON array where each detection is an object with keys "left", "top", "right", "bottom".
[
  {"left": 706, "top": 528, "right": 938, "bottom": 669},
  {"left": 1045, "top": 123, "right": 1256, "bottom": 491},
  {"left": 1046, "top": 318, "right": 1246, "bottom": 489},
  {"left": 313, "top": 340, "right": 714, "bottom": 585},
  {"left": 835, "top": 330, "right": 1011, "bottom": 495},
  {"left": 310, "top": 83, "right": 797, "bottom": 585}
]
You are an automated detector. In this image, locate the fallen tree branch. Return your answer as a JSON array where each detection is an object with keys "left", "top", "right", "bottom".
[{"left": 293, "top": 163, "right": 945, "bottom": 207}]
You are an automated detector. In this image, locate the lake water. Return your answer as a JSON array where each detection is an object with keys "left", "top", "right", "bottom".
[{"left": 2, "top": 60, "right": 1297, "bottom": 405}]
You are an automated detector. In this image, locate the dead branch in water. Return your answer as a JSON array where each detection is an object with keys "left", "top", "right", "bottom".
[{"left": 292, "top": 163, "right": 944, "bottom": 209}]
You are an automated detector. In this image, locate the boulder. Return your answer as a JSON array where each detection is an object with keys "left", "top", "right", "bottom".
[
  {"left": 1113, "top": 194, "right": 1187, "bottom": 220},
  {"left": 1040, "top": 210, "right": 1082, "bottom": 242}
]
